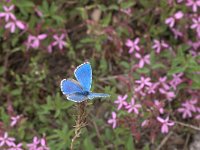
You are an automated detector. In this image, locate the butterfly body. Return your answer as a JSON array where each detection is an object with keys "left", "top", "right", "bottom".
[{"left": 60, "top": 62, "right": 110, "bottom": 102}]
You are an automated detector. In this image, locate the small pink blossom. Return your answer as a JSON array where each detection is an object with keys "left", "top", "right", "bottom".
[
  {"left": 8, "top": 143, "right": 23, "bottom": 150},
  {"left": 27, "top": 136, "right": 40, "bottom": 150},
  {"left": 37, "top": 138, "right": 49, "bottom": 150},
  {"left": 195, "top": 107, "right": 200, "bottom": 119},
  {"left": 186, "top": 0, "right": 200, "bottom": 12},
  {"left": 158, "top": 76, "right": 170, "bottom": 90},
  {"left": 120, "top": 8, "right": 132, "bottom": 16},
  {"left": 188, "top": 40, "right": 200, "bottom": 50},
  {"left": 157, "top": 116, "right": 175, "bottom": 133},
  {"left": 170, "top": 73, "right": 183, "bottom": 90},
  {"left": 26, "top": 34, "right": 47, "bottom": 49},
  {"left": 5, "top": 19, "right": 25, "bottom": 33},
  {"left": 10, "top": 115, "right": 21, "bottom": 127},
  {"left": 108, "top": 112, "right": 117, "bottom": 128},
  {"left": 114, "top": 94, "right": 128, "bottom": 110},
  {"left": 146, "top": 83, "right": 158, "bottom": 94},
  {"left": 165, "top": 11, "right": 184, "bottom": 28},
  {"left": 154, "top": 100, "right": 164, "bottom": 114},
  {"left": 191, "top": 17, "right": 200, "bottom": 37},
  {"left": 34, "top": 8, "right": 43, "bottom": 17},
  {"left": 177, "top": 0, "right": 184, "bottom": 3},
  {"left": 135, "top": 53, "right": 150, "bottom": 68},
  {"left": 171, "top": 28, "right": 183, "bottom": 39},
  {"left": 0, "top": 132, "right": 15, "bottom": 147},
  {"left": 135, "top": 76, "right": 152, "bottom": 91},
  {"left": 159, "top": 88, "right": 175, "bottom": 101},
  {"left": 52, "top": 34, "right": 67, "bottom": 50},
  {"left": 152, "top": 39, "right": 169, "bottom": 53},
  {"left": 0, "top": 5, "right": 16, "bottom": 21},
  {"left": 126, "top": 98, "right": 141, "bottom": 114},
  {"left": 47, "top": 44, "right": 53, "bottom": 53},
  {"left": 125, "top": 38, "right": 140, "bottom": 54},
  {"left": 178, "top": 99, "right": 197, "bottom": 119},
  {"left": 141, "top": 119, "right": 149, "bottom": 127}
]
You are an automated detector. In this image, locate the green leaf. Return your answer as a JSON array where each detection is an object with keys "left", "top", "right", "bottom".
[
  {"left": 0, "top": 67, "right": 5, "bottom": 76},
  {"left": 143, "top": 143, "right": 150, "bottom": 150},
  {"left": 126, "top": 135, "right": 135, "bottom": 150},
  {"left": 83, "top": 138, "right": 95, "bottom": 150},
  {"left": 101, "top": 13, "right": 112, "bottom": 26},
  {"left": 121, "top": 1, "right": 136, "bottom": 9}
]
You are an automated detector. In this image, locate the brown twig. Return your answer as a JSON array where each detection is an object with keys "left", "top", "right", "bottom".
[
  {"left": 70, "top": 101, "right": 87, "bottom": 150},
  {"left": 175, "top": 121, "right": 200, "bottom": 131},
  {"left": 183, "top": 133, "right": 190, "bottom": 150},
  {"left": 156, "top": 131, "right": 173, "bottom": 150}
]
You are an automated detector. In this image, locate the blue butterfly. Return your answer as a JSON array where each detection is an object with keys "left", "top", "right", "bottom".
[{"left": 60, "top": 62, "right": 110, "bottom": 102}]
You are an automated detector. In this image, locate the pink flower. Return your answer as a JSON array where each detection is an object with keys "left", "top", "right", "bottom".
[
  {"left": 152, "top": 39, "right": 169, "bottom": 53},
  {"left": 178, "top": 99, "right": 197, "bottom": 119},
  {"left": 177, "top": 0, "right": 184, "bottom": 3},
  {"left": 188, "top": 40, "right": 200, "bottom": 50},
  {"left": 159, "top": 88, "right": 175, "bottom": 101},
  {"left": 27, "top": 136, "right": 40, "bottom": 150},
  {"left": 47, "top": 44, "right": 53, "bottom": 53},
  {"left": 8, "top": 143, "right": 23, "bottom": 150},
  {"left": 52, "top": 34, "right": 67, "bottom": 50},
  {"left": 135, "top": 53, "right": 150, "bottom": 68},
  {"left": 141, "top": 119, "right": 149, "bottom": 127},
  {"left": 37, "top": 138, "right": 49, "bottom": 150},
  {"left": 171, "top": 28, "right": 183, "bottom": 39},
  {"left": 157, "top": 116, "right": 175, "bottom": 133},
  {"left": 153, "top": 40, "right": 169, "bottom": 52},
  {"left": 165, "top": 11, "right": 184, "bottom": 28},
  {"left": 135, "top": 76, "right": 152, "bottom": 91},
  {"left": 10, "top": 115, "right": 21, "bottom": 127},
  {"left": 158, "top": 76, "right": 170, "bottom": 90},
  {"left": 154, "top": 100, "right": 164, "bottom": 114},
  {"left": 0, "top": 132, "right": 15, "bottom": 147},
  {"left": 108, "top": 112, "right": 117, "bottom": 128},
  {"left": 0, "top": 5, "right": 16, "bottom": 21},
  {"left": 186, "top": 0, "right": 200, "bottom": 12},
  {"left": 125, "top": 38, "right": 140, "bottom": 54},
  {"left": 170, "top": 73, "right": 183, "bottom": 90},
  {"left": 146, "top": 83, "right": 158, "bottom": 94},
  {"left": 195, "top": 107, "right": 200, "bottom": 119},
  {"left": 191, "top": 17, "right": 200, "bottom": 36},
  {"left": 114, "top": 94, "right": 128, "bottom": 110},
  {"left": 26, "top": 34, "right": 47, "bottom": 49},
  {"left": 34, "top": 8, "right": 43, "bottom": 17},
  {"left": 5, "top": 19, "right": 25, "bottom": 33},
  {"left": 126, "top": 98, "right": 141, "bottom": 114}
]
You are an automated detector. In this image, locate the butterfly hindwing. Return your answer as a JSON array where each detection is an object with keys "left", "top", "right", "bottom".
[
  {"left": 60, "top": 79, "right": 83, "bottom": 95},
  {"left": 67, "top": 93, "right": 88, "bottom": 103},
  {"left": 74, "top": 62, "right": 92, "bottom": 92},
  {"left": 88, "top": 92, "right": 110, "bottom": 100}
]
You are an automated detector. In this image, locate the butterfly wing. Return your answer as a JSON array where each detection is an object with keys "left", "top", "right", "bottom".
[
  {"left": 67, "top": 93, "right": 88, "bottom": 103},
  {"left": 88, "top": 92, "right": 110, "bottom": 100},
  {"left": 74, "top": 62, "right": 92, "bottom": 92},
  {"left": 60, "top": 79, "right": 83, "bottom": 95}
]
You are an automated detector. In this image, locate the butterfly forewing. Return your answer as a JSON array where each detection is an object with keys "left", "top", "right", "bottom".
[
  {"left": 60, "top": 79, "right": 83, "bottom": 95},
  {"left": 74, "top": 62, "right": 92, "bottom": 92},
  {"left": 88, "top": 92, "right": 110, "bottom": 100}
]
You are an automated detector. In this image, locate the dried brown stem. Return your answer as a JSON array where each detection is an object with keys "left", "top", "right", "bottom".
[
  {"left": 70, "top": 101, "right": 87, "bottom": 150},
  {"left": 156, "top": 131, "right": 173, "bottom": 150},
  {"left": 175, "top": 121, "right": 200, "bottom": 131}
]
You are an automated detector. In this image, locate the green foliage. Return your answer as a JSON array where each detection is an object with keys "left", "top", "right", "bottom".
[{"left": 0, "top": 0, "right": 199, "bottom": 149}]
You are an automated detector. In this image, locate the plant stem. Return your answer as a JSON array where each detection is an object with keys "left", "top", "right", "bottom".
[{"left": 70, "top": 101, "right": 87, "bottom": 150}]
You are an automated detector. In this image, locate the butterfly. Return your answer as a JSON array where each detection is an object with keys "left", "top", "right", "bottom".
[{"left": 60, "top": 62, "right": 110, "bottom": 102}]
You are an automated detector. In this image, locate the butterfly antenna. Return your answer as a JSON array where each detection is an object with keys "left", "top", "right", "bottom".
[{"left": 70, "top": 101, "right": 87, "bottom": 150}]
